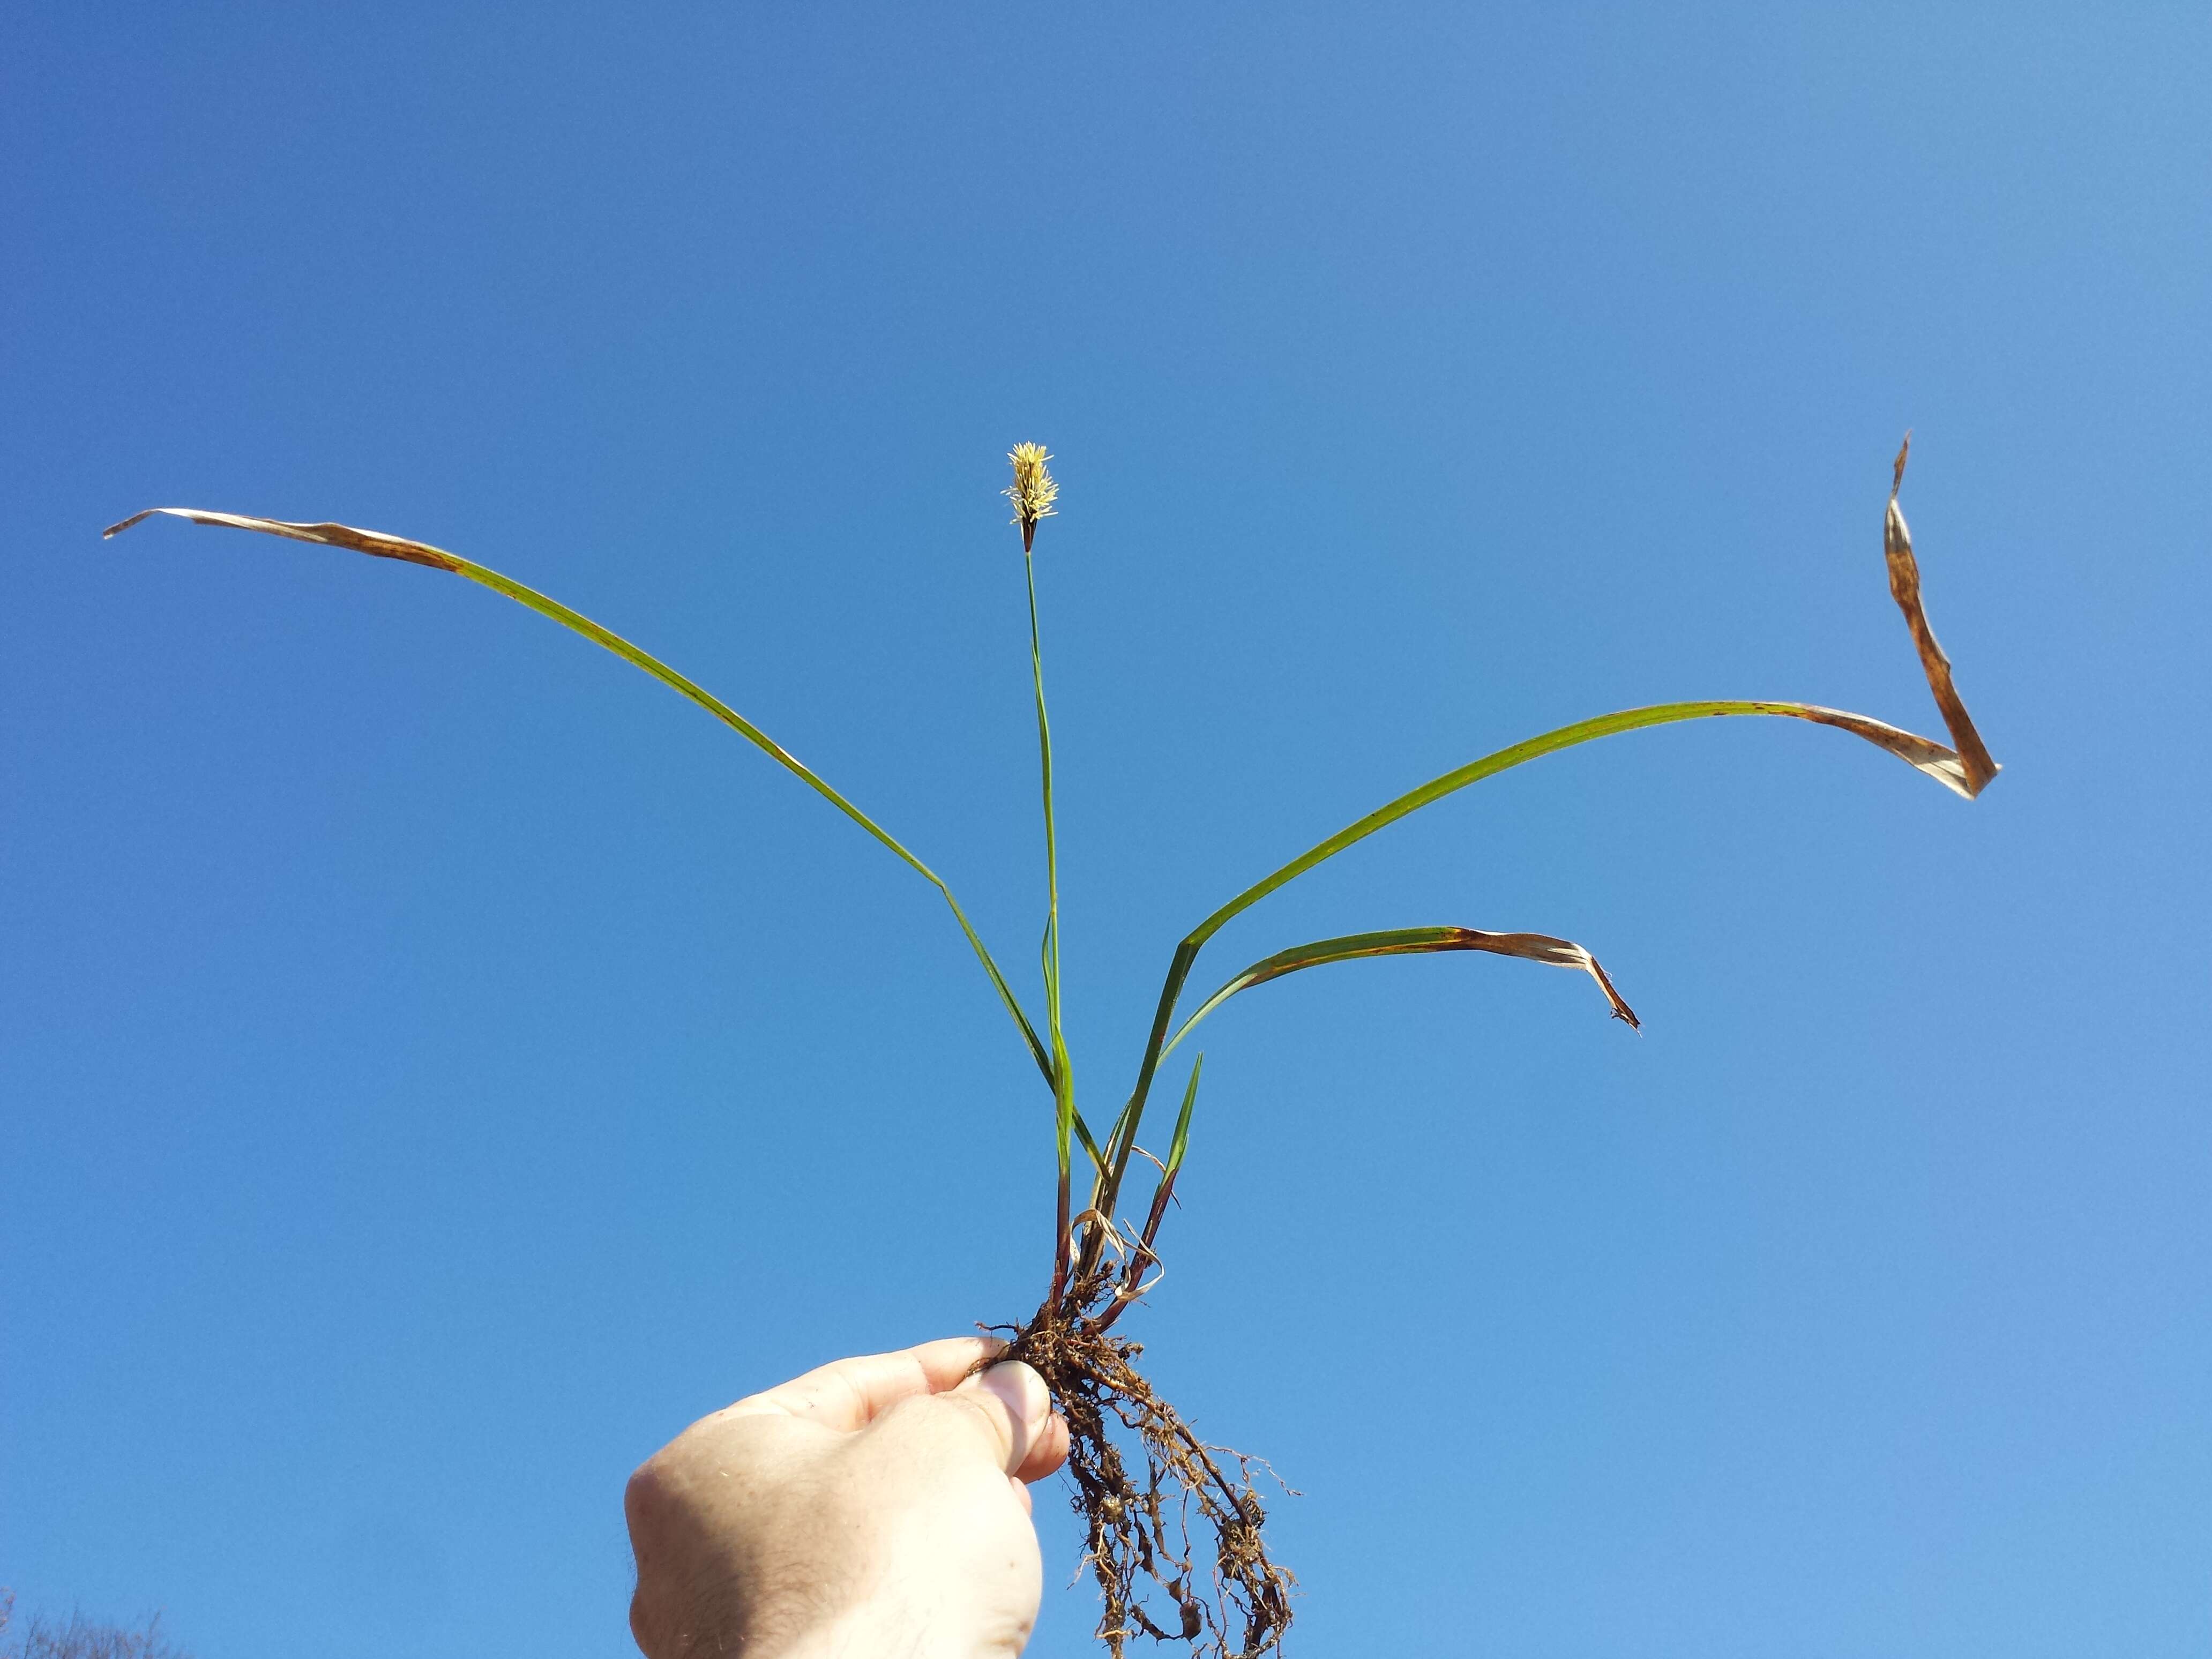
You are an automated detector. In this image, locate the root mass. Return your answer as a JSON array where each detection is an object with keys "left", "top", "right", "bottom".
[{"left": 1000, "top": 1279, "right": 1295, "bottom": 1658}]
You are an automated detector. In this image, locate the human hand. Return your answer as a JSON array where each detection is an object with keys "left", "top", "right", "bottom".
[{"left": 625, "top": 1336, "right": 1072, "bottom": 1658}]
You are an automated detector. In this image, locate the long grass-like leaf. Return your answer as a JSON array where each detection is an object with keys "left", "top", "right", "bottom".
[
  {"left": 1093, "top": 698, "right": 1969, "bottom": 1211},
  {"left": 1162, "top": 925, "right": 1636, "bottom": 1064},
  {"left": 101, "top": 506, "right": 1076, "bottom": 1122},
  {"left": 1186, "top": 698, "right": 1982, "bottom": 960},
  {"left": 1092, "top": 444, "right": 1999, "bottom": 1222}
]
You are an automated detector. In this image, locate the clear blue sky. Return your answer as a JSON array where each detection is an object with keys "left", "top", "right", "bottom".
[{"left": 5, "top": 5, "right": 2207, "bottom": 1655}]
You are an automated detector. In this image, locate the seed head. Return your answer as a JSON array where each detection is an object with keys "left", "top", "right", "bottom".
[{"left": 1004, "top": 443, "right": 1058, "bottom": 552}]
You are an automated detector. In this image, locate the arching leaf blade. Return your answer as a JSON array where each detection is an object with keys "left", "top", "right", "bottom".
[
  {"left": 1163, "top": 924, "right": 1637, "bottom": 1062},
  {"left": 100, "top": 506, "right": 1073, "bottom": 1117},
  {"left": 1187, "top": 698, "right": 1979, "bottom": 962}
]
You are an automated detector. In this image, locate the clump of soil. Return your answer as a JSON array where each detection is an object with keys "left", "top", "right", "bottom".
[{"left": 1000, "top": 1270, "right": 1296, "bottom": 1658}]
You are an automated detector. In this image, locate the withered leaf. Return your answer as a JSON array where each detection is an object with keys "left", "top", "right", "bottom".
[{"left": 1884, "top": 434, "right": 2000, "bottom": 796}]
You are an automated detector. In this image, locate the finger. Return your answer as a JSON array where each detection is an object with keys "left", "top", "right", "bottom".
[
  {"left": 945, "top": 1359, "right": 1055, "bottom": 1475},
  {"left": 1009, "top": 1475, "right": 1034, "bottom": 1515},
  {"left": 726, "top": 1336, "right": 1006, "bottom": 1431},
  {"left": 1014, "top": 1405, "right": 1071, "bottom": 1485}
]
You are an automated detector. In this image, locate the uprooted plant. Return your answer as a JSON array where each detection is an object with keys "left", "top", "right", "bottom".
[{"left": 103, "top": 433, "right": 1997, "bottom": 1657}]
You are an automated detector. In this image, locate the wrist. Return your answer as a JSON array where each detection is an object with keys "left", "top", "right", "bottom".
[
  {"left": 648, "top": 1588, "right": 944, "bottom": 1659},
  {"left": 766, "top": 1587, "right": 1020, "bottom": 1659},
  {"left": 772, "top": 1610, "right": 932, "bottom": 1659}
]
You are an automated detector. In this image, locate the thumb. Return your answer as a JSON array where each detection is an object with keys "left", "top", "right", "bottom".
[{"left": 949, "top": 1359, "right": 1055, "bottom": 1476}]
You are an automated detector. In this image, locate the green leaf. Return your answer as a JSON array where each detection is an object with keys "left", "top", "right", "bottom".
[
  {"left": 1186, "top": 698, "right": 1985, "bottom": 965},
  {"left": 1093, "top": 1051, "right": 1203, "bottom": 1333},
  {"left": 1094, "top": 694, "right": 1984, "bottom": 1220},
  {"left": 1162, "top": 925, "right": 1637, "bottom": 1063},
  {"left": 101, "top": 506, "right": 1077, "bottom": 1125},
  {"left": 1164, "top": 1051, "right": 1204, "bottom": 1176},
  {"left": 1181, "top": 443, "right": 1996, "bottom": 961}
]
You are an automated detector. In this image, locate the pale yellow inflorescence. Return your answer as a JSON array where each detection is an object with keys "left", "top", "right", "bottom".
[{"left": 1004, "top": 443, "right": 1058, "bottom": 546}]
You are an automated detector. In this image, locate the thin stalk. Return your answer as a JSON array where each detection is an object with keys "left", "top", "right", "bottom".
[{"left": 1027, "top": 545, "right": 1080, "bottom": 1312}]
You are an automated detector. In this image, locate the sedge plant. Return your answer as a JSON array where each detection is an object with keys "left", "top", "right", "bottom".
[{"left": 103, "top": 434, "right": 1997, "bottom": 1658}]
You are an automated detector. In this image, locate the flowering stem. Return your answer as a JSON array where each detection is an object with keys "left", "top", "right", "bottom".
[{"left": 1026, "top": 544, "right": 1079, "bottom": 1311}]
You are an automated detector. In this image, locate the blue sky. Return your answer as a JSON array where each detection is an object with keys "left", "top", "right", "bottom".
[{"left": 4, "top": 4, "right": 2208, "bottom": 1655}]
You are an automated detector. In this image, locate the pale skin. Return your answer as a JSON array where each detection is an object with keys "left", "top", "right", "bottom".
[{"left": 626, "top": 1337, "right": 1073, "bottom": 1658}]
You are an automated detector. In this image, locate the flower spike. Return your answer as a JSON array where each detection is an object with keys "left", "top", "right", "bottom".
[{"left": 1005, "top": 443, "right": 1058, "bottom": 552}]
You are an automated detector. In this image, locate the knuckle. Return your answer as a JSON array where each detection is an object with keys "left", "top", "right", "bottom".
[{"left": 624, "top": 1455, "right": 676, "bottom": 1531}]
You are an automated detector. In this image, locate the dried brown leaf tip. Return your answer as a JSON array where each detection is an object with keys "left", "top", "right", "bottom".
[
  {"left": 1456, "top": 929, "right": 1640, "bottom": 1029},
  {"left": 1005, "top": 442, "right": 1058, "bottom": 552},
  {"left": 102, "top": 506, "right": 466, "bottom": 573},
  {"left": 1883, "top": 434, "right": 2000, "bottom": 796}
]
